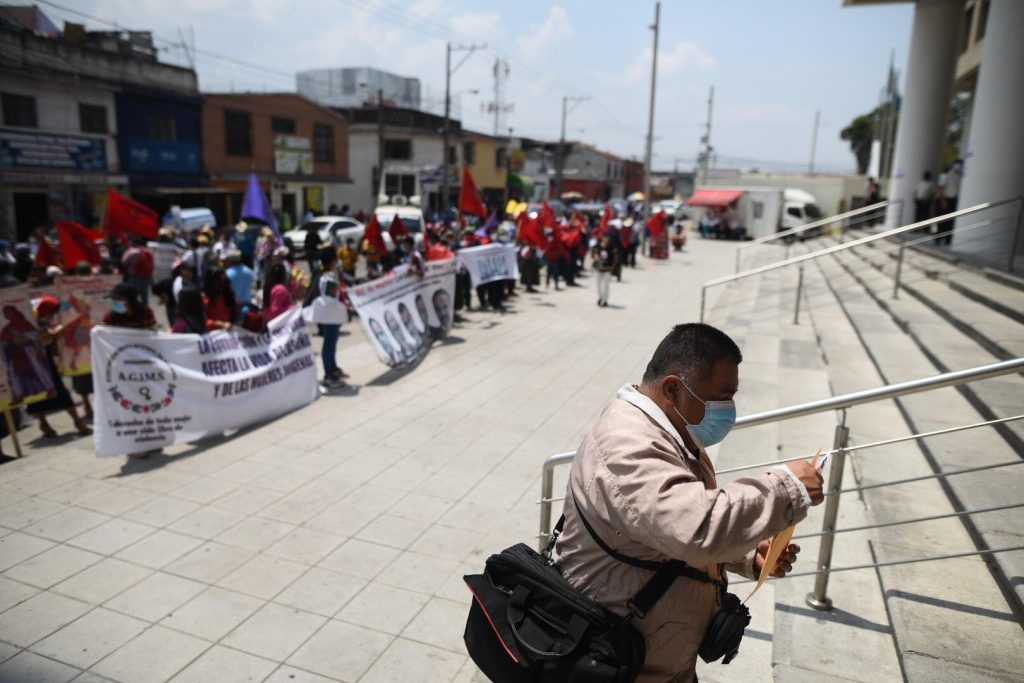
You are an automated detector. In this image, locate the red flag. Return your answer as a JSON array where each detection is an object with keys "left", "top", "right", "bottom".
[
  {"left": 35, "top": 232, "right": 59, "bottom": 267},
  {"left": 538, "top": 200, "right": 556, "bottom": 229},
  {"left": 56, "top": 221, "right": 103, "bottom": 268},
  {"left": 104, "top": 188, "right": 159, "bottom": 240},
  {"left": 648, "top": 210, "right": 667, "bottom": 237},
  {"left": 597, "top": 202, "right": 613, "bottom": 237},
  {"left": 363, "top": 213, "right": 388, "bottom": 255},
  {"left": 389, "top": 214, "right": 409, "bottom": 244},
  {"left": 518, "top": 214, "right": 549, "bottom": 250},
  {"left": 459, "top": 166, "right": 488, "bottom": 219}
]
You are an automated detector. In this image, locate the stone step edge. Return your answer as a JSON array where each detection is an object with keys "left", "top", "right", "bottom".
[{"left": 812, "top": 250, "right": 1024, "bottom": 627}]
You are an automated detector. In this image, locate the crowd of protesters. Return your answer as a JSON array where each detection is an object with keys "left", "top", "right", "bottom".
[{"left": 0, "top": 198, "right": 667, "bottom": 456}]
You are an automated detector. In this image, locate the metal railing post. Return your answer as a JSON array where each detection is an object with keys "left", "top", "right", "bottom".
[
  {"left": 699, "top": 285, "right": 707, "bottom": 323},
  {"left": 893, "top": 244, "right": 905, "bottom": 299},
  {"left": 539, "top": 460, "right": 555, "bottom": 551},
  {"left": 735, "top": 247, "right": 742, "bottom": 274},
  {"left": 793, "top": 265, "right": 804, "bottom": 325},
  {"left": 807, "top": 417, "right": 850, "bottom": 611}
]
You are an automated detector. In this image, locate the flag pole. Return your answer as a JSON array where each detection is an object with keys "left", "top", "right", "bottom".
[{"left": 4, "top": 409, "right": 22, "bottom": 458}]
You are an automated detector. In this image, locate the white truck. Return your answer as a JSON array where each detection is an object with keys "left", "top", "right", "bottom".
[{"left": 687, "top": 187, "right": 823, "bottom": 240}]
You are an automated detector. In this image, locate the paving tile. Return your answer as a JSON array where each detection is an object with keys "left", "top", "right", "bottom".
[
  {"left": 32, "top": 607, "right": 148, "bottom": 669},
  {"left": 222, "top": 603, "right": 326, "bottom": 662},
  {"left": 167, "top": 644, "right": 277, "bottom": 683},
  {"left": 263, "top": 665, "right": 339, "bottom": 683},
  {"left": 171, "top": 477, "right": 239, "bottom": 505},
  {"left": 0, "top": 591, "right": 92, "bottom": 647},
  {"left": 209, "top": 461, "right": 277, "bottom": 485},
  {"left": 401, "top": 597, "right": 470, "bottom": 654},
  {"left": 164, "top": 542, "right": 253, "bottom": 584},
  {"left": 0, "top": 531, "right": 55, "bottom": 571},
  {"left": 0, "top": 650, "right": 79, "bottom": 683},
  {"left": 22, "top": 507, "right": 112, "bottom": 542},
  {"left": 0, "top": 574, "right": 39, "bottom": 612},
  {"left": 4, "top": 544, "right": 104, "bottom": 589},
  {"left": 160, "top": 587, "right": 263, "bottom": 642},
  {"left": 71, "top": 672, "right": 117, "bottom": 683},
  {"left": 409, "top": 524, "right": 488, "bottom": 562},
  {"left": 376, "top": 551, "right": 461, "bottom": 596},
  {"left": 287, "top": 619, "right": 392, "bottom": 682},
  {"left": 438, "top": 501, "right": 505, "bottom": 534},
  {"left": 264, "top": 527, "right": 346, "bottom": 566},
  {"left": 114, "top": 529, "right": 204, "bottom": 570},
  {"left": 104, "top": 572, "right": 206, "bottom": 623},
  {"left": 353, "top": 514, "right": 429, "bottom": 549},
  {"left": 433, "top": 563, "right": 474, "bottom": 605},
  {"left": 0, "top": 640, "right": 17, "bottom": 664},
  {"left": 0, "top": 495, "right": 66, "bottom": 529},
  {"left": 75, "top": 486, "right": 152, "bottom": 517},
  {"left": 91, "top": 625, "right": 210, "bottom": 683},
  {"left": 39, "top": 479, "right": 121, "bottom": 507},
  {"left": 121, "top": 497, "right": 200, "bottom": 528},
  {"left": 273, "top": 567, "right": 365, "bottom": 617},
  {"left": 318, "top": 539, "right": 400, "bottom": 580},
  {"left": 215, "top": 516, "right": 295, "bottom": 551},
  {"left": 209, "top": 486, "right": 283, "bottom": 515},
  {"left": 388, "top": 492, "right": 456, "bottom": 525},
  {"left": 358, "top": 637, "right": 465, "bottom": 683},
  {"left": 67, "top": 519, "right": 156, "bottom": 556},
  {"left": 337, "top": 582, "right": 429, "bottom": 635},
  {"left": 3, "top": 470, "right": 80, "bottom": 497},
  {"left": 53, "top": 558, "right": 152, "bottom": 605},
  {"left": 257, "top": 494, "right": 327, "bottom": 525},
  {"left": 249, "top": 466, "right": 319, "bottom": 494},
  {"left": 215, "top": 554, "right": 307, "bottom": 600},
  {"left": 167, "top": 506, "right": 246, "bottom": 540}
]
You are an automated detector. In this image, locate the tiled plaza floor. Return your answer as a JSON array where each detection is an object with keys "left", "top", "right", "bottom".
[{"left": 0, "top": 239, "right": 738, "bottom": 683}]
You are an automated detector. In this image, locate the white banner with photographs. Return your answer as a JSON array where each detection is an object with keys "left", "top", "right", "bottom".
[
  {"left": 92, "top": 308, "right": 318, "bottom": 456},
  {"left": 456, "top": 243, "right": 520, "bottom": 288},
  {"left": 347, "top": 260, "right": 457, "bottom": 368}
]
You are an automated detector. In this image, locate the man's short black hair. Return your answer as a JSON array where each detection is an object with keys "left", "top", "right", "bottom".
[{"left": 642, "top": 323, "right": 742, "bottom": 384}]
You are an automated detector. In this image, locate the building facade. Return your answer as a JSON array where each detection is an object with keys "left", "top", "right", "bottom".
[
  {"left": 297, "top": 67, "right": 421, "bottom": 110},
  {"left": 202, "top": 93, "right": 350, "bottom": 228},
  {"left": 0, "top": 17, "right": 200, "bottom": 240},
  {"left": 465, "top": 131, "right": 507, "bottom": 210}
]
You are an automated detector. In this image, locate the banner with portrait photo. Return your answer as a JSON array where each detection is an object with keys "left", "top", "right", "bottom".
[
  {"left": 456, "top": 243, "right": 519, "bottom": 288},
  {"left": 55, "top": 274, "right": 120, "bottom": 377},
  {"left": 347, "top": 260, "right": 456, "bottom": 368},
  {"left": 0, "top": 285, "right": 56, "bottom": 410},
  {"left": 92, "top": 307, "right": 318, "bottom": 456}
]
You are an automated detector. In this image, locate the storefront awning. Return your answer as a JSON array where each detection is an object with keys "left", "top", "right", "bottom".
[{"left": 687, "top": 189, "right": 744, "bottom": 208}]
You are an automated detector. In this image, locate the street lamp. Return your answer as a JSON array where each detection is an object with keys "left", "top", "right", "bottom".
[{"left": 443, "top": 42, "right": 486, "bottom": 215}]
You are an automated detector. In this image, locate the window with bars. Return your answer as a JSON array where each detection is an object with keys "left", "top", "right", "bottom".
[
  {"left": 384, "top": 138, "right": 412, "bottom": 160},
  {"left": 148, "top": 113, "right": 176, "bottom": 141},
  {"left": 1, "top": 93, "right": 37, "bottom": 128},
  {"left": 79, "top": 103, "right": 108, "bottom": 134},
  {"left": 225, "top": 109, "right": 252, "bottom": 156},
  {"left": 271, "top": 117, "right": 295, "bottom": 134},
  {"left": 314, "top": 123, "right": 334, "bottom": 162}
]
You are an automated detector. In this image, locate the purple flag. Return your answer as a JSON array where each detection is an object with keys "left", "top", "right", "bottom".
[
  {"left": 240, "top": 172, "right": 282, "bottom": 243},
  {"left": 474, "top": 211, "right": 499, "bottom": 237}
]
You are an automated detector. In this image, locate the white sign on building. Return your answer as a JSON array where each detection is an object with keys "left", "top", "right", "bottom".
[{"left": 273, "top": 135, "right": 312, "bottom": 175}]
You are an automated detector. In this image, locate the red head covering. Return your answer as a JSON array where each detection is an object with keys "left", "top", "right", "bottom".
[{"left": 35, "top": 295, "right": 60, "bottom": 319}]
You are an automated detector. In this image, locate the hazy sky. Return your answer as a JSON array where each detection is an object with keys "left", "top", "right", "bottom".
[{"left": 48, "top": 0, "right": 913, "bottom": 173}]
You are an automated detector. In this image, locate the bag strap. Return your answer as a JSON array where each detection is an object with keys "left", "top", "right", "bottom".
[{"left": 570, "top": 492, "right": 726, "bottom": 619}]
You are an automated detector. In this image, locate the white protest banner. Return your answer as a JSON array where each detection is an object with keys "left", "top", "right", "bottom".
[
  {"left": 0, "top": 285, "right": 56, "bottom": 410},
  {"left": 347, "top": 260, "right": 456, "bottom": 368},
  {"left": 148, "top": 241, "right": 183, "bottom": 282},
  {"left": 55, "top": 274, "right": 120, "bottom": 376},
  {"left": 92, "top": 307, "right": 318, "bottom": 456},
  {"left": 456, "top": 243, "right": 519, "bottom": 288}
]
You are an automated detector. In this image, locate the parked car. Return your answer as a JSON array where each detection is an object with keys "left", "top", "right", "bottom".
[{"left": 283, "top": 216, "right": 365, "bottom": 256}]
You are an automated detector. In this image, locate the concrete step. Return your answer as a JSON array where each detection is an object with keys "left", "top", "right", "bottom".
[{"left": 806, "top": 247, "right": 1024, "bottom": 680}]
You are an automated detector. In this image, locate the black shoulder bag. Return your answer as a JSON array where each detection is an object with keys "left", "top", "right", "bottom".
[{"left": 463, "top": 495, "right": 750, "bottom": 683}]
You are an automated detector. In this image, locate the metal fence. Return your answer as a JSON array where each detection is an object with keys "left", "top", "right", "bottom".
[{"left": 537, "top": 357, "right": 1024, "bottom": 611}]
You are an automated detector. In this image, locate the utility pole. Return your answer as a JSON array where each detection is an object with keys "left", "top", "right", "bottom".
[
  {"left": 699, "top": 86, "right": 714, "bottom": 185},
  {"left": 442, "top": 41, "right": 486, "bottom": 214},
  {"left": 809, "top": 109, "right": 820, "bottom": 175},
  {"left": 642, "top": 1, "right": 660, "bottom": 217},
  {"left": 555, "top": 94, "right": 589, "bottom": 200},
  {"left": 377, "top": 88, "right": 384, "bottom": 202}
]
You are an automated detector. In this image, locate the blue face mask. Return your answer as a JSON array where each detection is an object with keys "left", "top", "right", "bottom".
[
  {"left": 111, "top": 300, "right": 128, "bottom": 315},
  {"left": 672, "top": 376, "right": 736, "bottom": 447}
]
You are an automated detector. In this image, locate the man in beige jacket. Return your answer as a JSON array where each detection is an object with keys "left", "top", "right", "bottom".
[{"left": 553, "top": 323, "right": 824, "bottom": 682}]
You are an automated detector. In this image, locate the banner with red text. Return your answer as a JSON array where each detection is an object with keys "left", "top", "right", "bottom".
[
  {"left": 347, "top": 260, "right": 456, "bottom": 368},
  {"left": 91, "top": 307, "right": 318, "bottom": 456}
]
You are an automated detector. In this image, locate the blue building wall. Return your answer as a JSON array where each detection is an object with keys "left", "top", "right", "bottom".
[{"left": 115, "top": 89, "right": 204, "bottom": 187}]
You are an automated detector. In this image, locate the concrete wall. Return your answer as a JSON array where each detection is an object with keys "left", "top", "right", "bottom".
[{"left": 705, "top": 173, "right": 873, "bottom": 218}]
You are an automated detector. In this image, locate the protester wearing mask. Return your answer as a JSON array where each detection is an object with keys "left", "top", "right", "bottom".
[{"left": 552, "top": 323, "right": 824, "bottom": 682}]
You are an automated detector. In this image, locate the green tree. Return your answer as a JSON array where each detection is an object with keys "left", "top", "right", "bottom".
[{"left": 840, "top": 112, "right": 874, "bottom": 174}]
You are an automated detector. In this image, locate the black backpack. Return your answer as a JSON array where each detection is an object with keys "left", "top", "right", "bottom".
[{"left": 463, "top": 494, "right": 741, "bottom": 682}]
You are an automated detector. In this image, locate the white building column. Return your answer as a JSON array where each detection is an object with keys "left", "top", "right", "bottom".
[
  {"left": 886, "top": 0, "right": 963, "bottom": 228},
  {"left": 954, "top": 0, "right": 1024, "bottom": 269}
]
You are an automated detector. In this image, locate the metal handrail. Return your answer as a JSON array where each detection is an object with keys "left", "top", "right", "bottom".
[
  {"left": 536, "top": 357, "right": 1024, "bottom": 611},
  {"left": 699, "top": 196, "right": 1023, "bottom": 322},
  {"left": 734, "top": 200, "right": 894, "bottom": 273}
]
